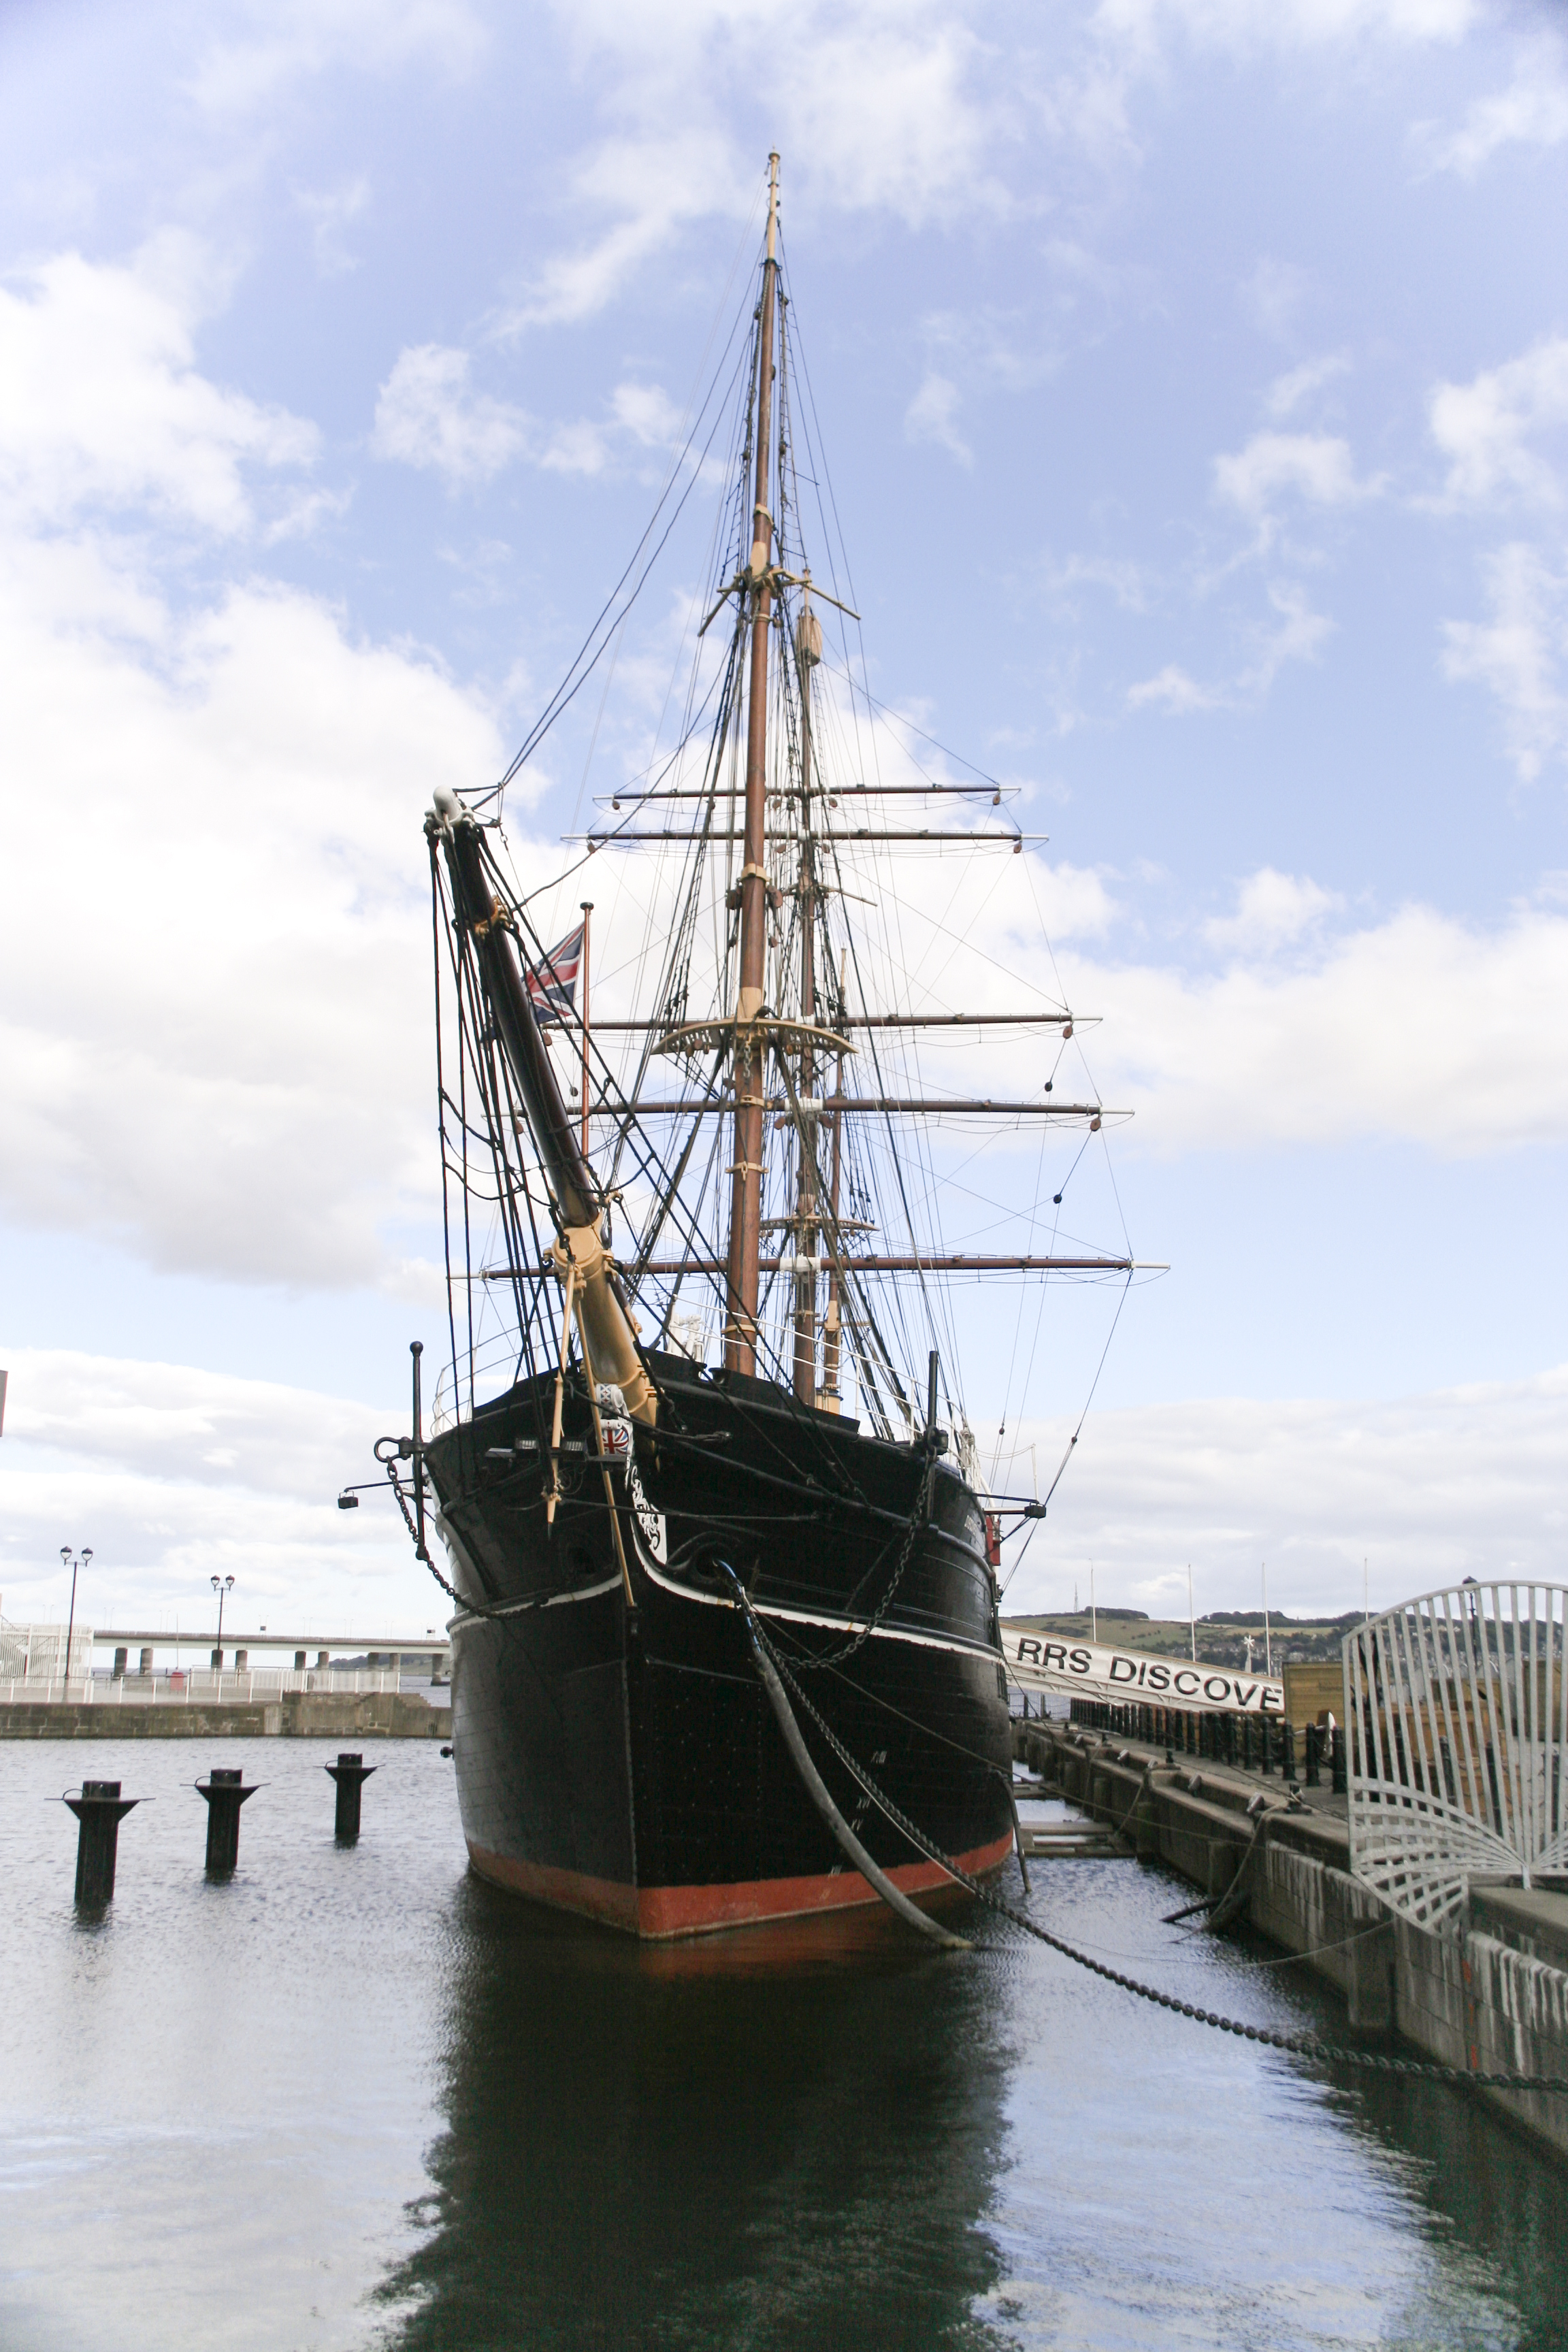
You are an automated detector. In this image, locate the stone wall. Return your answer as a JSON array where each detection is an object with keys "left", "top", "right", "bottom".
[{"left": 0, "top": 1693, "right": 451, "bottom": 1740}]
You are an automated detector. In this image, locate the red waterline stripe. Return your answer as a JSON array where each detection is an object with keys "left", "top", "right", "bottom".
[{"left": 467, "top": 1829, "right": 1014, "bottom": 1941}]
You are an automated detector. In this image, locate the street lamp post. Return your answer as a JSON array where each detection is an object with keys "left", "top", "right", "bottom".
[
  {"left": 61, "top": 1546, "right": 91, "bottom": 1693},
  {"left": 211, "top": 1573, "right": 235, "bottom": 1670}
]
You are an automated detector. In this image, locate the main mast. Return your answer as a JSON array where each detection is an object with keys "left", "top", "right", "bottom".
[{"left": 723, "top": 152, "right": 781, "bottom": 1377}]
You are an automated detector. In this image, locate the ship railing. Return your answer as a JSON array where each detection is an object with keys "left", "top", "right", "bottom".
[{"left": 431, "top": 1325, "right": 532, "bottom": 1434}]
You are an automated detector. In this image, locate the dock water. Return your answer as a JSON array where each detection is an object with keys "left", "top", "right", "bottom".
[{"left": 1019, "top": 1715, "right": 1568, "bottom": 2163}]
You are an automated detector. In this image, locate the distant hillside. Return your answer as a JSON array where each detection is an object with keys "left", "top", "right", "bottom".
[{"left": 1003, "top": 1612, "right": 1361, "bottom": 1667}]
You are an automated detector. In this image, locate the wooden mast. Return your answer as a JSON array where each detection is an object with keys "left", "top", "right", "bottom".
[
  {"left": 579, "top": 899, "right": 592, "bottom": 1158},
  {"left": 724, "top": 151, "right": 781, "bottom": 1377},
  {"left": 820, "top": 946, "right": 846, "bottom": 1413},
  {"left": 791, "top": 581, "right": 821, "bottom": 1404}
]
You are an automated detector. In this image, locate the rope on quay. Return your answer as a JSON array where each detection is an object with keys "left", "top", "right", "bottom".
[{"left": 721, "top": 1573, "right": 1568, "bottom": 2100}]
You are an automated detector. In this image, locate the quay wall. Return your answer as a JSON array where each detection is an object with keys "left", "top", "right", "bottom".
[
  {"left": 0, "top": 1693, "right": 451, "bottom": 1740},
  {"left": 1019, "top": 1719, "right": 1568, "bottom": 2164}
]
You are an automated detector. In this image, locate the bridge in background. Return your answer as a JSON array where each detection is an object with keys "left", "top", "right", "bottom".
[{"left": 92, "top": 1629, "right": 451, "bottom": 1665}]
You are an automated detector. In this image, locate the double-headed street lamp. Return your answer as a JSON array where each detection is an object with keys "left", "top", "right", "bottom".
[
  {"left": 61, "top": 1546, "right": 92, "bottom": 1690},
  {"left": 211, "top": 1573, "right": 235, "bottom": 1669}
]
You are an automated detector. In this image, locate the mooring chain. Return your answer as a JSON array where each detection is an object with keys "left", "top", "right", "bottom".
[
  {"left": 745, "top": 1601, "right": 1568, "bottom": 2100},
  {"left": 796, "top": 1435, "right": 939, "bottom": 1671},
  {"left": 387, "top": 1463, "right": 535, "bottom": 1624}
]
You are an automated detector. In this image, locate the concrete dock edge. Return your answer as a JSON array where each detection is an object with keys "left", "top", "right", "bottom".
[{"left": 0, "top": 1693, "right": 451, "bottom": 1740}]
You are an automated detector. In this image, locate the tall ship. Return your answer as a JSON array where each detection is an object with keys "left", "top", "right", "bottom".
[{"left": 374, "top": 157, "right": 1138, "bottom": 1937}]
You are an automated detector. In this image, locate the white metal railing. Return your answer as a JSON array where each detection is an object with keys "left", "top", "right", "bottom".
[
  {"left": 0, "top": 1669, "right": 403, "bottom": 1705},
  {"left": 0, "top": 1621, "right": 94, "bottom": 1681},
  {"left": 1346, "top": 1580, "right": 1568, "bottom": 1932}
]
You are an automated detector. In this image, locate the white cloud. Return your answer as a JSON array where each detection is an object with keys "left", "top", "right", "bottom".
[
  {"left": 1264, "top": 352, "right": 1350, "bottom": 418},
  {"left": 905, "top": 372, "right": 973, "bottom": 466},
  {"left": 371, "top": 344, "right": 529, "bottom": 487},
  {"left": 1213, "top": 429, "right": 1371, "bottom": 516},
  {"left": 1417, "top": 39, "right": 1568, "bottom": 177},
  {"left": 1203, "top": 868, "right": 1341, "bottom": 953},
  {"left": 610, "top": 382, "right": 686, "bottom": 446},
  {"left": 774, "top": 13, "right": 1016, "bottom": 225},
  {"left": 295, "top": 176, "right": 372, "bottom": 278},
  {"left": 1127, "top": 583, "right": 1332, "bottom": 712},
  {"left": 1082, "top": 892, "right": 1568, "bottom": 1154},
  {"left": 0, "top": 532, "right": 506, "bottom": 1286},
  {"left": 1443, "top": 541, "right": 1568, "bottom": 781},
  {"left": 1128, "top": 662, "right": 1219, "bottom": 713},
  {"left": 189, "top": 0, "right": 485, "bottom": 114},
  {"left": 0, "top": 1347, "right": 429, "bottom": 1631},
  {"left": 489, "top": 0, "right": 1482, "bottom": 334},
  {"left": 370, "top": 348, "right": 685, "bottom": 485},
  {"left": 0, "top": 237, "right": 318, "bottom": 534},
  {"left": 1042, "top": 553, "right": 1153, "bottom": 613},
  {"left": 1094, "top": 0, "right": 1476, "bottom": 51},
  {"left": 1249, "top": 578, "right": 1333, "bottom": 685},
  {"left": 1242, "top": 257, "right": 1311, "bottom": 342},
  {"left": 843, "top": 847, "right": 1568, "bottom": 1159},
  {"left": 502, "top": 127, "right": 743, "bottom": 331},
  {"left": 504, "top": 5, "right": 1015, "bottom": 329},
  {"left": 1004, "top": 1362, "right": 1568, "bottom": 1621},
  {"left": 1428, "top": 335, "right": 1568, "bottom": 508}
]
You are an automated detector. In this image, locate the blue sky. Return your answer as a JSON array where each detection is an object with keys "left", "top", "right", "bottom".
[{"left": 1, "top": 0, "right": 1566, "bottom": 1638}]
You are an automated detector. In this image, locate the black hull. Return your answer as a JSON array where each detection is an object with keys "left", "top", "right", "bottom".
[{"left": 427, "top": 1352, "right": 1013, "bottom": 1937}]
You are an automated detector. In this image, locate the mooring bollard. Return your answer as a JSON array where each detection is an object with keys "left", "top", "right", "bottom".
[
  {"left": 65, "top": 1780, "right": 140, "bottom": 1907},
  {"left": 1281, "top": 1721, "right": 1296, "bottom": 1781},
  {"left": 1305, "top": 1723, "right": 1322, "bottom": 1787},
  {"left": 325, "top": 1751, "right": 376, "bottom": 1840},
  {"left": 196, "top": 1767, "right": 258, "bottom": 1874}
]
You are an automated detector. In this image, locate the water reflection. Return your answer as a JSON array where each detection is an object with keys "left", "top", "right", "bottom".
[
  {"left": 1314, "top": 2067, "right": 1568, "bottom": 2351},
  {"left": 381, "top": 1882, "right": 1014, "bottom": 2349},
  {"left": 385, "top": 1850, "right": 1568, "bottom": 2352}
]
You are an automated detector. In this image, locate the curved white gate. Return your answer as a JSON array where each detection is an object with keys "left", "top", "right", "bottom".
[{"left": 1346, "top": 1581, "right": 1568, "bottom": 1931}]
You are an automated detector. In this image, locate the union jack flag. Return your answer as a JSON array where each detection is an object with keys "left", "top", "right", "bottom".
[{"left": 525, "top": 923, "right": 584, "bottom": 1026}]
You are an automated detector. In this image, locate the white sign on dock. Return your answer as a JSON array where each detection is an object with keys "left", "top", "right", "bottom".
[{"left": 1004, "top": 1626, "right": 1284, "bottom": 1716}]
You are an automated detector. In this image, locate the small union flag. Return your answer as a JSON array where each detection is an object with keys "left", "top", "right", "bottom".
[{"left": 525, "top": 924, "right": 584, "bottom": 1026}]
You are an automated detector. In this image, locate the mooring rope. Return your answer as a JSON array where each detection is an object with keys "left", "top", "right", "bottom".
[{"left": 723, "top": 1574, "right": 1568, "bottom": 2098}]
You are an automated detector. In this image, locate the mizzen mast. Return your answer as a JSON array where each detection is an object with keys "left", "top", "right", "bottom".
[{"left": 724, "top": 150, "right": 781, "bottom": 1375}]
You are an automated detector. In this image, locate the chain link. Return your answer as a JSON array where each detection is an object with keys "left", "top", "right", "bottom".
[
  {"left": 388, "top": 1462, "right": 533, "bottom": 1623},
  {"left": 795, "top": 1437, "right": 939, "bottom": 1671}
]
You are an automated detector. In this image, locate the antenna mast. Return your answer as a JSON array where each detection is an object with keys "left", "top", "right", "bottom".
[{"left": 724, "top": 151, "right": 781, "bottom": 1376}]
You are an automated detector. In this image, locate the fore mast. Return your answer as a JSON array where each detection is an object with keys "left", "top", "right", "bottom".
[{"left": 723, "top": 152, "right": 782, "bottom": 1377}]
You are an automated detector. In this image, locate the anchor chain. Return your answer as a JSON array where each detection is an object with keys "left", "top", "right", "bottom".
[{"left": 795, "top": 1434, "right": 940, "bottom": 1671}]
